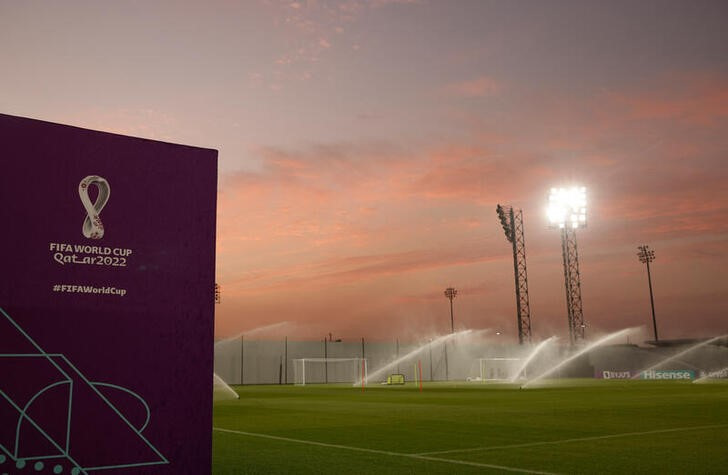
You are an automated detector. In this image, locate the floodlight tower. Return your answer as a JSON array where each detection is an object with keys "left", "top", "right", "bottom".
[
  {"left": 496, "top": 205, "right": 532, "bottom": 344},
  {"left": 547, "top": 187, "right": 587, "bottom": 345},
  {"left": 444, "top": 287, "right": 458, "bottom": 333},
  {"left": 637, "top": 245, "right": 659, "bottom": 343}
]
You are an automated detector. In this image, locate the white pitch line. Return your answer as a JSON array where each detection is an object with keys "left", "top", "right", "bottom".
[
  {"left": 213, "top": 427, "right": 556, "bottom": 474},
  {"left": 416, "top": 423, "right": 728, "bottom": 456}
]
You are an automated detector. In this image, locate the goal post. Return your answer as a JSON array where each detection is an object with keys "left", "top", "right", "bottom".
[
  {"left": 293, "top": 358, "right": 368, "bottom": 386},
  {"left": 478, "top": 357, "right": 524, "bottom": 381}
]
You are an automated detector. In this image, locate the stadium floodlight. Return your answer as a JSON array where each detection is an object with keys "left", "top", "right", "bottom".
[
  {"left": 495, "top": 204, "right": 532, "bottom": 345},
  {"left": 547, "top": 186, "right": 587, "bottom": 345},
  {"left": 547, "top": 186, "right": 587, "bottom": 229},
  {"left": 496, "top": 204, "right": 514, "bottom": 242},
  {"left": 637, "top": 245, "right": 659, "bottom": 343},
  {"left": 637, "top": 245, "right": 655, "bottom": 264}
]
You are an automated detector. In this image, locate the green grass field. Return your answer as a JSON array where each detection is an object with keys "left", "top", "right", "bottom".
[{"left": 212, "top": 380, "right": 728, "bottom": 474}]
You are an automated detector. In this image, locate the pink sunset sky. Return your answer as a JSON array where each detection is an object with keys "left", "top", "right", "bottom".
[{"left": 2, "top": 1, "right": 726, "bottom": 342}]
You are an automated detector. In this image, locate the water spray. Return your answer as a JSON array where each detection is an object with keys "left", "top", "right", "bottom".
[
  {"left": 522, "top": 328, "right": 638, "bottom": 388},
  {"left": 693, "top": 365, "right": 728, "bottom": 383},
  {"left": 509, "top": 336, "right": 558, "bottom": 383},
  {"left": 214, "top": 321, "right": 292, "bottom": 346},
  {"left": 213, "top": 372, "right": 239, "bottom": 400},
  {"left": 633, "top": 334, "right": 728, "bottom": 379},
  {"left": 353, "top": 329, "right": 475, "bottom": 387}
]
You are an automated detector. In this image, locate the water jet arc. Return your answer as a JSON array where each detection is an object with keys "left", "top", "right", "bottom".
[
  {"left": 522, "top": 328, "right": 637, "bottom": 388},
  {"left": 509, "top": 336, "right": 557, "bottom": 382},
  {"left": 213, "top": 372, "right": 240, "bottom": 400},
  {"left": 633, "top": 334, "right": 728, "bottom": 379},
  {"left": 353, "top": 330, "right": 474, "bottom": 386}
]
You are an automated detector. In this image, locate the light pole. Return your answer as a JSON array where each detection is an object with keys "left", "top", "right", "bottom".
[
  {"left": 240, "top": 334, "right": 244, "bottom": 385},
  {"left": 428, "top": 338, "right": 433, "bottom": 381},
  {"left": 443, "top": 287, "right": 457, "bottom": 381},
  {"left": 496, "top": 205, "right": 532, "bottom": 344},
  {"left": 547, "top": 186, "right": 588, "bottom": 345},
  {"left": 323, "top": 337, "right": 327, "bottom": 384},
  {"left": 444, "top": 287, "right": 458, "bottom": 333},
  {"left": 637, "top": 245, "right": 659, "bottom": 343}
]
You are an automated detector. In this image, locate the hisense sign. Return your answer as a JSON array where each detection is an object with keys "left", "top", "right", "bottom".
[{"left": 640, "top": 370, "right": 695, "bottom": 380}]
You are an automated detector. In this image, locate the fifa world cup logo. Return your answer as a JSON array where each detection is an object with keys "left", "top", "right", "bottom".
[{"left": 79, "top": 175, "right": 110, "bottom": 239}]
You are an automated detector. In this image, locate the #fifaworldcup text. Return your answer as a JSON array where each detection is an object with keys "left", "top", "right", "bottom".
[{"left": 53, "top": 284, "right": 127, "bottom": 296}]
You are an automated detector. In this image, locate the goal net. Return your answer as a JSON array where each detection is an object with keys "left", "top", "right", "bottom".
[
  {"left": 478, "top": 358, "right": 524, "bottom": 381},
  {"left": 293, "top": 358, "right": 368, "bottom": 386}
]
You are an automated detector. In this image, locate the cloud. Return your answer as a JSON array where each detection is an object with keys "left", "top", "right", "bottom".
[
  {"left": 257, "top": 0, "right": 423, "bottom": 85},
  {"left": 224, "top": 243, "right": 504, "bottom": 295},
  {"left": 445, "top": 76, "right": 501, "bottom": 98},
  {"left": 446, "top": 72, "right": 728, "bottom": 240},
  {"left": 215, "top": 139, "right": 522, "bottom": 318},
  {"left": 62, "top": 107, "right": 180, "bottom": 142},
  {"left": 606, "top": 73, "right": 728, "bottom": 127},
  {"left": 215, "top": 71, "right": 728, "bottom": 339},
  {"left": 407, "top": 145, "right": 555, "bottom": 203}
]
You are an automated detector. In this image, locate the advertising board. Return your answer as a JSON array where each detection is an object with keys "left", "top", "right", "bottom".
[
  {"left": 596, "top": 370, "right": 696, "bottom": 380},
  {"left": 639, "top": 370, "right": 695, "bottom": 380},
  {"left": 596, "top": 370, "right": 633, "bottom": 379},
  {"left": 0, "top": 114, "right": 217, "bottom": 474}
]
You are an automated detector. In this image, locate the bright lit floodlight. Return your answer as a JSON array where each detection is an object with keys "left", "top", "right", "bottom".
[{"left": 547, "top": 186, "right": 587, "bottom": 229}]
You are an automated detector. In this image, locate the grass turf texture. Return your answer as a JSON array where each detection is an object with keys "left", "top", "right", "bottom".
[{"left": 212, "top": 380, "right": 728, "bottom": 474}]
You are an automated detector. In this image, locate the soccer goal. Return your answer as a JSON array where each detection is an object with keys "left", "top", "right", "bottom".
[
  {"left": 293, "top": 358, "right": 368, "bottom": 386},
  {"left": 478, "top": 358, "right": 524, "bottom": 381}
]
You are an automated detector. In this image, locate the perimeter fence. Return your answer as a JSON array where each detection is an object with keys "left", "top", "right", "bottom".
[{"left": 214, "top": 337, "right": 728, "bottom": 385}]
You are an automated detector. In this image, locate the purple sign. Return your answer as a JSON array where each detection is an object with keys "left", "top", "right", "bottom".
[{"left": 0, "top": 114, "right": 217, "bottom": 474}]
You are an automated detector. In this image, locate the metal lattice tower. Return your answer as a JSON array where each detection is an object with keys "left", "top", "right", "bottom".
[
  {"left": 560, "top": 228, "right": 585, "bottom": 344},
  {"left": 496, "top": 205, "right": 532, "bottom": 344},
  {"left": 547, "top": 187, "right": 588, "bottom": 346}
]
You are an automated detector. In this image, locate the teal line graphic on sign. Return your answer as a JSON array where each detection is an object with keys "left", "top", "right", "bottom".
[{"left": 0, "top": 307, "right": 168, "bottom": 473}]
